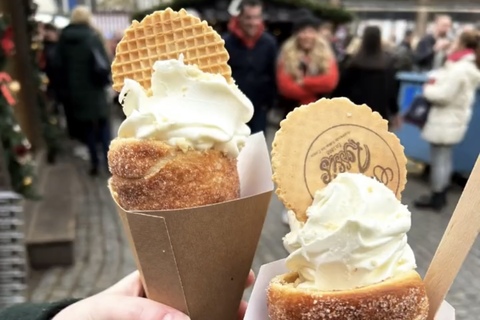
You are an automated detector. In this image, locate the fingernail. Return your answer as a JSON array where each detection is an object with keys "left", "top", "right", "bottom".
[{"left": 163, "top": 313, "right": 191, "bottom": 320}]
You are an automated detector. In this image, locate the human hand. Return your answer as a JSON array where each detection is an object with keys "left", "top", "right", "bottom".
[
  {"left": 447, "top": 39, "right": 459, "bottom": 55},
  {"left": 53, "top": 270, "right": 256, "bottom": 320},
  {"left": 238, "top": 270, "right": 255, "bottom": 319},
  {"left": 434, "top": 38, "right": 450, "bottom": 52},
  {"left": 53, "top": 271, "right": 190, "bottom": 320}
]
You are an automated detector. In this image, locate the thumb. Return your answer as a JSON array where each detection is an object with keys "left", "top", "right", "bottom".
[
  {"left": 101, "top": 271, "right": 144, "bottom": 297},
  {"left": 54, "top": 295, "right": 190, "bottom": 320}
]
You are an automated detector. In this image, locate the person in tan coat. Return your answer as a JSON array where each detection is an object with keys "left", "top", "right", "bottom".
[{"left": 414, "top": 30, "right": 480, "bottom": 211}]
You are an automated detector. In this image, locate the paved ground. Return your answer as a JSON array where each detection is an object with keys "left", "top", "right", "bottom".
[{"left": 26, "top": 125, "right": 479, "bottom": 320}]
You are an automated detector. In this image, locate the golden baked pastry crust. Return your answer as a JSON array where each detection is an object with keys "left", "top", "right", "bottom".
[
  {"left": 108, "top": 138, "right": 240, "bottom": 210},
  {"left": 267, "top": 271, "right": 428, "bottom": 320}
]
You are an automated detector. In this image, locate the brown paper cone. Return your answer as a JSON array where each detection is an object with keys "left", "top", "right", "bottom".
[{"left": 112, "top": 133, "right": 273, "bottom": 320}]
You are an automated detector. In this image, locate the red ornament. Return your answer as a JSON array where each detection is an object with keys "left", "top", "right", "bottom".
[
  {"left": 1, "top": 26, "right": 14, "bottom": 56},
  {"left": 14, "top": 144, "right": 30, "bottom": 158},
  {"left": 0, "top": 72, "right": 15, "bottom": 105}
]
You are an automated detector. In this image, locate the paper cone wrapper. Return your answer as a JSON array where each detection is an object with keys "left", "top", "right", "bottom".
[
  {"left": 245, "top": 259, "right": 456, "bottom": 320},
  {"left": 112, "top": 133, "right": 273, "bottom": 320}
]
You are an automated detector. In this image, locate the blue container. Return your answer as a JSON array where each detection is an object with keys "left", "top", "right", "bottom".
[{"left": 396, "top": 72, "right": 480, "bottom": 176}]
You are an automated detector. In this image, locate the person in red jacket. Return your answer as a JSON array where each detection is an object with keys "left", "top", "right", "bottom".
[
  {"left": 277, "top": 15, "right": 339, "bottom": 224},
  {"left": 276, "top": 15, "right": 339, "bottom": 114}
]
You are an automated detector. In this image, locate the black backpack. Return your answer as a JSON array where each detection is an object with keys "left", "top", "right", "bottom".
[{"left": 89, "top": 34, "right": 112, "bottom": 88}]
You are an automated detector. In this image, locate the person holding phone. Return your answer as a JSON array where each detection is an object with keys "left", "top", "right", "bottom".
[{"left": 414, "top": 15, "right": 452, "bottom": 71}]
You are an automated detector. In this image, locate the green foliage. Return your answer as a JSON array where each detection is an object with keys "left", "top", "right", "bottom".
[
  {"left": 34, "top": 67, "right": 63, "bottom": 156},
  {"left": 273, "top": 0, "right": 354, "bottom": 24},
  {"left": 132, "top": 0, "right": 354, "bottom": 24},
  {"left": 0, "top": 11, "right": 39, "bottom": 199},
  {"left": 25, "top": 3, "right": 63, "bottom": 158},
  {"left": 0, "top": 95, "right": 39, "bottom": 199}
]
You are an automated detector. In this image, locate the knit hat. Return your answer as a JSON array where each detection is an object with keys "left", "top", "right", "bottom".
[{"left": 292, "top": 13, "right": 321, "bottom": 34}]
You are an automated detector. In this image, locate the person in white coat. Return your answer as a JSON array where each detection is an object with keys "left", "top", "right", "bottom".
[{"left": 414, "top": 30, "right": 480, "bottom": 211}]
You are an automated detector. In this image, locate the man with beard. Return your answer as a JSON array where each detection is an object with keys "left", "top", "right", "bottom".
[{"left": 414, "top": 15, "right": 452, "bottom": 71}]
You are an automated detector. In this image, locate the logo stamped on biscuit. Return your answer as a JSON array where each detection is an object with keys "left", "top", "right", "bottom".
[
  {"left": 272, "top": 98, "right": 407, "bottom": 222},
  {"left": 304, "top": 124, "right": 402, "bottom": 199}
]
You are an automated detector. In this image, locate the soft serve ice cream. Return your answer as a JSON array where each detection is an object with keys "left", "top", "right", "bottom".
[
  {"left": 117, "top": 55, "right": 254, "bottom": 156},
  {"left": 283, "top": 172, "right": 416, "bottom": 291}
]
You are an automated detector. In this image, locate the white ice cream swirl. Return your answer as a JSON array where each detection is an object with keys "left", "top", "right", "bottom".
[
  {"left": 117, "top": 55, "right": 254, "bottom": 157},
  {"left": 284, "top": 172, "right": 416, "bottom": 291}
]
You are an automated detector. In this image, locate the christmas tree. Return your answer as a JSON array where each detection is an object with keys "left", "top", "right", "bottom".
[{"left": 0, "top": 18, "right": 38, "bottom": 199}]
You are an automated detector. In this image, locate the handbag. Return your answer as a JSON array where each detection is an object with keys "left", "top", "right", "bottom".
[{"left": 403, "top": 95, "right": 431, "bottom": 128}]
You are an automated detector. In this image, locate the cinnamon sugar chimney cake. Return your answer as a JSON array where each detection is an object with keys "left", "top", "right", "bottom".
[
  {"left": 268, "top": 98, "right": 428, "bottom": 320},
  {"left": 107, "top": 9, "right": 253, "bottom": 210}
]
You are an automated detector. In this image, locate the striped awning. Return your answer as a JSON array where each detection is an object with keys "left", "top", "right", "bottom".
[{"left": 93, "top": 13, "right": 131, "bottom": 38}]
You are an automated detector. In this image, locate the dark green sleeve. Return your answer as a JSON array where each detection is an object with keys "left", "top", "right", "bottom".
[{"left": 0, "top": 299, "right": 81, "bottom": 320}]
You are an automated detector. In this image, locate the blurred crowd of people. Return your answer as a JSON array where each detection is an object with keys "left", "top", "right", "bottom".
[
  {"left": 224, "top": 0, "right": 480, "bottom": 217},
  {"left": 37, "top": 1, "right": 480, "bottom": 213},
  {"left": 226, "top": 1, "right": 478, "bottom": 135}
]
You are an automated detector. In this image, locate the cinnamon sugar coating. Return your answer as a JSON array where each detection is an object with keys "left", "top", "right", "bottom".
[
  {"left": 108, "top": 138, "right": 240, "bottom": 210},
  {"left": 267, "top": 271, "right": 428, "bottom": 320}
]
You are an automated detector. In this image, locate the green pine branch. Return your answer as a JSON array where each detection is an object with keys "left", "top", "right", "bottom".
[
  {"left": 0, "top": 96, "right": 40, "bottom": 199},
  {"left": 132, "top": 0, "right": 353, "bottom": 24}
]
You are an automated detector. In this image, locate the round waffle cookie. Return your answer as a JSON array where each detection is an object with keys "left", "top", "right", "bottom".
[
  {"left": 111, "top": 8, "right": 232, "bottom": 91},
  {"left": 272, "top": 98, "right": 407, "bottom": 222}
]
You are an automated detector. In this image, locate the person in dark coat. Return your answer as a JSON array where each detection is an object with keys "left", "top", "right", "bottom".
[
  {"left": 394, "top": 29, "right": 415, "bottom": 71},
  {"left": 224, "top": 0, "right": 277, "bottom": 134},
  {"left": 41, "top": 23, "right": 61, "bottom": 107},
  {"left": 414, "top": 15, "right": 452, "bottom": 71},
  {"left": 333, "top": 26, "right": 401, "bottom": 130},
  {"left": 56, "top": 6, "right": 111, "bottom": 176}
]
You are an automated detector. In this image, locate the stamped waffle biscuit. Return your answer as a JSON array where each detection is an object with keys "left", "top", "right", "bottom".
[
  {"left": 272, "top": 98, "right": 407, "bottom": 222},
  {"left": 112, "top": 8, "right": 232, "bottom": 91}
]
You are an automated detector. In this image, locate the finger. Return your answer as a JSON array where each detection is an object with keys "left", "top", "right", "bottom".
[
  {"left": 100, "top": 271, "right": 144, "bottom": 297},
  {"left": 245, "top": 270, "right": 255, "bottom": 289},
  {"left": 55, "top": 295, "right": 190, "bottom": 320},
  {"left": 237, "top": 300, "right": 248, "bottom": 320}
]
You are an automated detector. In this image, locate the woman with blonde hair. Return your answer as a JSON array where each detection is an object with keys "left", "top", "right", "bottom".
[
  {"left": 277, "top": 15, "right": 339, "bottom": 224},
  {"left": 276, "top": 15, "right": 339, "bottom": 114},
  {"left": 56, "top": 5, "right": 111, "bottom": 176}
]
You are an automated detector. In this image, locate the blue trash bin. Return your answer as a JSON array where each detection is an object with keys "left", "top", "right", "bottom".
[{"left": 396, "top": 72, "right": 480, "bottom": 177}]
